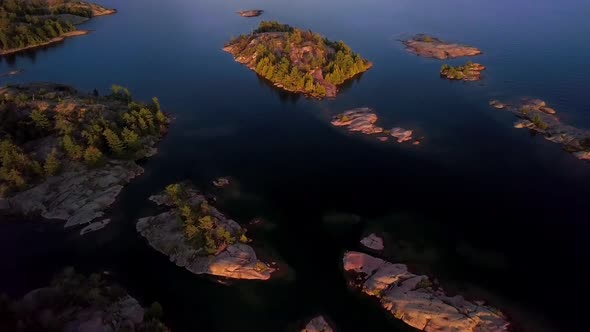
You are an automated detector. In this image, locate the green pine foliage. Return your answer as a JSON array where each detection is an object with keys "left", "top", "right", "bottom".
[
  {"left": 43, "top": 148, "right": 60, "bottom": 176},
  {"left": 30, "top": 109, "right": 51, "bottom": 129},
  {"left": 0, "top": 139, "right": 41, "bottom": 194},
  {"left": 102, "top": 128, "right": 125, "bottom": 156},
  {"left": 0, "top": 84, "right": 169, "bottom": 196},
  {"left": 83, "top": 146, "right": 103, "bottom": 166},
  {"left": 227, "top": 21, "right": 371, "bottom": 98},
  {"left": 0, "top": 0, "right": 80, "bottom": 52},
  {"left": 164, "top": 183, "right": 241, "bottom": 255},
  {"left": 62, "top": 134, "right": 83, "bottom": 160}
]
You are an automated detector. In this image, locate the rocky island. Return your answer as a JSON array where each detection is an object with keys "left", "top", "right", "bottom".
[
  {"left": 223, "top": 21, "right": 372, "bottom": 98},
  {"left": 0, "top": 268, "right": 169, "bottom": 331},
  {"left": 440, "top": 61, "right": 486, "bottom": 81},
  {"left": 0, "top": 0, "right": 116, "bottom": 56},
  {"left": 491, "top": 99, "right": 590, "bottom": 161},
  {"left": 0, "top": 83, "right": 170, "bottom": 228},
  {"left": 331, "top": 108, "right": 418, "bottom": 143},
  {"left": 136, "top": 182, "right": 275, "bottom": 280},
  {"left": 403, "top": 34, "right": 482, "bottom": 59},
  {"left": 343, "top": 251, "right": 510, "bottom": 332},
  {"left": 237, "top": 9, "right": 263, "bottom": 17}
]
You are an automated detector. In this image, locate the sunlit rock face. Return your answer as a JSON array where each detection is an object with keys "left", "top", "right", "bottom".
[
  {"left": 331, "top": 108, "right": 382, "bottom": 134},
  {"left": 343, "top": 251, "right": 510, "bottom": 332},
  {"left": 491, "top": 99, "right": 590, "bottom": 162},
  {"left": 403, "top": 34, "right": 482, "bottom": 59},
  {"left": 136, "top": 186, "right": 275, "bottom": 280}
]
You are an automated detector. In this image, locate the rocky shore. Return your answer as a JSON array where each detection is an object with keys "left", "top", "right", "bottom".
[
  {"left": 0, "top": 83, "right": 169, "bottom": 228},
  {"left": 0, "top": 268, "right": 169, "bottom": 332},
  {"left": 343, "top": 251, "right": 510, "bottom": 332},
  {"left": 331, "top": 108, "right": 419, "bottom": 144},
  {"left": 403, "top": 34, "right": 482, "bottom": 59},
  {"left": 491, "top": 99, "right": 590, "bottom": 161},
  {"left": 0, "top": 30, "right": 89, "bottom": 56},
  {"left": 136, "top": 183, "right": 275, "bottom": 280}
]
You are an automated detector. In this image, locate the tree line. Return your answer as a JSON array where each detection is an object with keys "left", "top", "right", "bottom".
[
  {"left": 0, "top": 85, "right": 168, "bottom": 197},
  {"left": 0, "top": 0, "right": 86, "bottom": 51}
]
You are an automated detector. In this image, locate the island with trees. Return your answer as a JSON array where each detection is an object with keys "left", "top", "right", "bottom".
[
  {"left": 0, "top": 0, "right": 116, "bottom": 56},
  {"left": 0, "top": 268, "right": 169, "bottom": 331},
  {"left": 223, "top": 21, "right": 372, "bottom": 98},
  {"left": 0, "top": 82, "right": 170, "bottom": 228},
  {"left": 136, "top": 182, "right": 276, "bottom": 280},
  {"left": 403, "top": 34, "right": 481, "bottom": 59},
  {"left": 440, "top": 61, "right": 486, "bottom": 81},
  {"left": 490, "top": 99, "right": 590, "bottom": 161}
]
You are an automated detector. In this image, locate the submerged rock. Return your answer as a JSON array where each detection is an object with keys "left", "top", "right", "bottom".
[
  {"left": 491, "top": 99, "right": 590, "bottom": 162},
  {"left": 343, "top": 251, "right": 510, "bottom": 332},
  {"left": 303, "top": 315, "right": 334, "bottom": 332},
  {"left": 237, "top": 10, "right": 263, "bottom": 17},
  {"left": 489, "top": 100, "right": 507, "bottom": 109},
  {"left": 136, "top": 184, "right": 275, "bottom": 280},
  {"left": 80, "top": 218, "right": 111, "bottom": 235},
  {"left": 403, "top": 34, "right": 482, "bottom": 59},
  {"left": 0, "top": 69, "right": 23, "bottom": 77},
  {"left": 212, "top": 177, "right": 231, "bottom": 188},
  {"left": 360, "top": 233, "right": 384, "bottom": 251}
]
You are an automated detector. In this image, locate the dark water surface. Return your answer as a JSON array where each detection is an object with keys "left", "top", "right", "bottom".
[{"left": 1, "top": 0, "right": 590, "bottom": 331}]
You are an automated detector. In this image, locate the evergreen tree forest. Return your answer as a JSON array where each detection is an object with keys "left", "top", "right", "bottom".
[{"left": 0, "top": 0, "right": 85, "bottom": 52}]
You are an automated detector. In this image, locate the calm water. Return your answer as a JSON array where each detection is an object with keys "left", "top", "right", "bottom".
[{"left": 1, "top": 0, "right": 590, "bottom": 331}]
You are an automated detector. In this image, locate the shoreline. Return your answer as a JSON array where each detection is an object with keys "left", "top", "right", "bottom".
[{"left": 0, "top": 30, "right": 89, "bottom": 56}]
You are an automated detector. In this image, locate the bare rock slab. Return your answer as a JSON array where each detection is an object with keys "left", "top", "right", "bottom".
[
  {"left": 343, "top": 251, "right": 510, "bottom": 332},
  {"left": 360, "top": 233, "right": 384, "bottom": 250},
  {"left": 237, "top": 10, "right": 263, "bottom": 17},
  {"left": 491, "top": 99, "right": 590, "bottom": 162},
  {"left": 303, "top": 315, "right": 334, "bottom": 332},
  {"left": 8, "top": 161, "right": 142, "bottom": 227},
  {"left": 403, "top": 34, "right": 482, "bottom": 59}
]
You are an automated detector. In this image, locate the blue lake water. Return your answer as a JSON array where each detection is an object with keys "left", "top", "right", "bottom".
[{"left": 1, "top": 0, "right": 590, "bottom": 331}]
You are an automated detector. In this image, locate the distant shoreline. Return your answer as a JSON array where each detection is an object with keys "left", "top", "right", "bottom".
[{"left": 0, "top": 30, "right": 89, "bottom": 56}]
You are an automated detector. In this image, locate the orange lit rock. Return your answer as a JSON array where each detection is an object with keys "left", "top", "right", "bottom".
[{"left": 343, "top": 251, "right": 510, "bottom": 332}]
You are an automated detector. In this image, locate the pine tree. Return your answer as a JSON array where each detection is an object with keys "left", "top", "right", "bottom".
[
  {"left": 43, "top": 149, "right": 60, "bottom": 176},
  {"left": 102, "top": 129, "right": 125, "bottom": 156},
  {"left": 62, "top": 135, "right": 83, "bottom": 160},
  {"left": 122, "top": 127, "right": 140, "bottom": 151},
  {"left": 83, "top": 146, "right": 103, "bottom": 166},
  {"left": 151, "top": 97, "right": 161, "bottom": 112},
  {"left": 155, "top": 110, "right": 167, "bottom": 124},
  {"left": 30, "top": 109, "right": 50, "bottom": 129}
]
